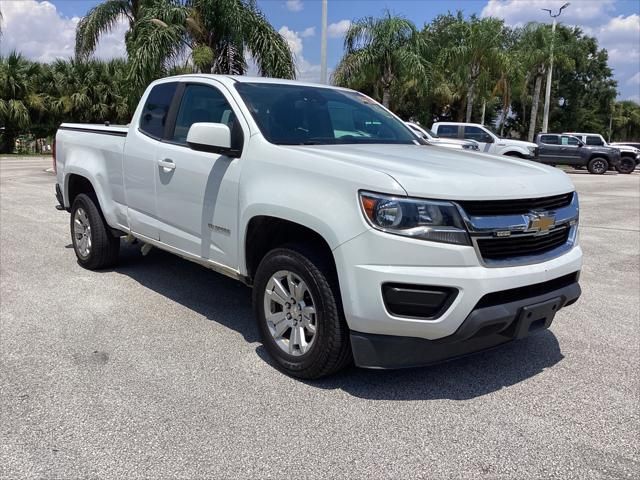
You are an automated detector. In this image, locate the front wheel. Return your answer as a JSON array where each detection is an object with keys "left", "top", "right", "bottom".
[
  {"left": 587, "top": 157, "right": 609, "bottom": 175},
  {"left": 253, "top": 245, "right": 351, "bottom": 379},
  {"left": 615, "top": 157, "right": 636, "bottom": 174},
  {"left": 70, "top": 193, "right": 119, "bottom": 269}
]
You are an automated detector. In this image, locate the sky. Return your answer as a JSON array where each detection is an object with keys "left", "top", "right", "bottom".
[{"left": 1, "top": 0, "right": 639, "bottom": 101}]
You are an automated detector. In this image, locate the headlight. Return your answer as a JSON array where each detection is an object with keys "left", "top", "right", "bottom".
[{"left": 359, "top": 192, "right": 470, "bottom": 245}]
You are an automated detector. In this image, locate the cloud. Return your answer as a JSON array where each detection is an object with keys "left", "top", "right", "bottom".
[
  {"left": 328, "top": 20, "right": 351, "bottom": 38},
  {"left": 481, "top": 0, "right": 616, "bottom": 27},
  {"left": 285, "top": 0, "right": 303, "bottom": 12},
  {"left": 278, "top": 25, "right": 323, "bottom": 82},
  {"left": 300, "top": 27, "right": 316, "bottom": 38},
  {"left": 0, "top": 0, "right": 126, "bottom": 61}
]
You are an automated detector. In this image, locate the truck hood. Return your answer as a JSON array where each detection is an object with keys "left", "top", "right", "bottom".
[
  {"left": 495, "top": 138, "right": 538, "bottom": 149},
  {"left": 285, "top": 143, "right": 574, "bottom": 200},
  {"left": 609, "top": 144, "right": 640, "bottom": 153}
]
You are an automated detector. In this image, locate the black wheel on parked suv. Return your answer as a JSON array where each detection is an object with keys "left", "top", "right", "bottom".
[
  {"left": 253, "top": 244, "right": 351, "bottom": 379},
  {"left": 615, "top": 157, "right": 636, "bottom": 174},
  {"left": 70, "top": 193, "right": 120, "bottom": 269},
  {"left": 587, "top": 157, "right": 609, "bottom": 175}
]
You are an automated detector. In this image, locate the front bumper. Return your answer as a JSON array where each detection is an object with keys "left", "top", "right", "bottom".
[
  {"left": 350, "top": 273, "right": 580, "bottom": 368},
  {"left": 333, "top": 228, "right": 583, "bottom": 340}
]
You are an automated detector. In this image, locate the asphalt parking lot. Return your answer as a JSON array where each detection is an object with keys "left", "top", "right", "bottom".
[{"left": 1, "top": 156, "right": 638, "bottom": 479}]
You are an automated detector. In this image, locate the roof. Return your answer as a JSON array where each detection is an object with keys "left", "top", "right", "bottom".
[{"left": 159, "top": 73, "right": 352, "bottom": 91}]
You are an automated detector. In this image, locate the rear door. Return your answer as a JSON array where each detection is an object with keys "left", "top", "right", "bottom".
[
  {"left": 123, "top": 81, "right": 179, "bottom": 240},
  {"left": 153, "top": 80, "right": 246, "bottom": 268},
  {"left": 537, "top": 134, "right": 563, "bottom": 164}
]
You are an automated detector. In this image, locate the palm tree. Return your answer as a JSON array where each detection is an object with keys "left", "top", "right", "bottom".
[
  {"left": 75, "top": 0, "right": 147, "bottom": 59},
  {"left": 0, "top": 52, "right": 43, "bottom": 153},
  {"left": 45, "top": 59, "right": 132, "bottom": 124},
  {"left": 518, "top": 23, "right": 573, "bottom": 141},
  {"left": 441, "top": 16, "right": 506, "bottom": 122},
  {"left": 332, "top": 11, "right": 428, "bottom": 108},
  {"left": 127, "top": 0, "right": 295, "bottom": 88}
]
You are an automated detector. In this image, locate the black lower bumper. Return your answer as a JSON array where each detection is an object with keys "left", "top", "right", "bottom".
[{"left": 351, "top": 275, "right": 581, "bottom": 369}]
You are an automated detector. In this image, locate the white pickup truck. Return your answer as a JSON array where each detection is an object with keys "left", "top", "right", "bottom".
[
  {"left": 55, "top": 75, "right": 582, "bottom": 379},
  {"left": 432, "top": 122, "right": 540, "bottom": 159}
]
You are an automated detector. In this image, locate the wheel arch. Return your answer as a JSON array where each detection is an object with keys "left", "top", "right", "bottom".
[{"left": 244, "top": 215, "right": 338, "bottom": 285}]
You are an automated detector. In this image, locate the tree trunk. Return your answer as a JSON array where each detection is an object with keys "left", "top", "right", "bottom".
[
  {"left": 382, "top": 87, "right": 390, "bottom": 109},
  {"left": 528, "top": 74, "right": 543, "bottom": 142},
  {"left": 0, "top": 131, "right": 17, "bottom": 154},
  {"left": 480, "top": 101, "right": 486, "bottom": 125},
  {"left": 465, "top": 80, "right": 475, "bottom": 122}
]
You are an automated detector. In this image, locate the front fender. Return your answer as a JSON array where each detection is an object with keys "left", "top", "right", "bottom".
[{"left": 237, "top": 138, "right": 405, "bottom": 275}]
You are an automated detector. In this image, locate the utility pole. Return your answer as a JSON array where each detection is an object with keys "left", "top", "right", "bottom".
[
  {"left": 320, "top": 0, "right": 328, "bottom": 84},
  {"left": 541, "top": 2, "right": 570, "bottom": 133}
]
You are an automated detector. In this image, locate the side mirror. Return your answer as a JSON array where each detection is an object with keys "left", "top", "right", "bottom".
[
  {"left": 186, "top": 122, "right": 240, "bottom": 157},
  {"left": 482, "top": 134, "right": 495, "bottom": 144}
]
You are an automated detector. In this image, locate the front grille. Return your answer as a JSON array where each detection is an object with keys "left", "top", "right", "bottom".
[
  {"left": 458, "top": 192, "right": 574, "bottom": 216},
  {"left": 477, "top": 225, "right": 571, "bottom": 260}
]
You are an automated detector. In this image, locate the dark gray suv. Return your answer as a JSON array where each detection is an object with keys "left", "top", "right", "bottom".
[{"left": 535, "top": 133, "right": 623, "bottom": 174}]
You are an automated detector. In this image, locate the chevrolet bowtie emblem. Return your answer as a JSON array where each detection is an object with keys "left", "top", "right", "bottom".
[{"left": 527, "top": 213, "right": 555, "bottom": 233}]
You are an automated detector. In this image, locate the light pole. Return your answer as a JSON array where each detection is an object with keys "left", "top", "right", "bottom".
[
  {"left": 320, "top": 0, "right": 328, "bottom": 84},
  {"left": 541, "top": 2, "right": 569, "bottom": 133}
]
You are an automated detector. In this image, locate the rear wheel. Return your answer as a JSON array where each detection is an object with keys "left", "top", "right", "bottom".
[
  {"left": 70, "top": 193, "right": 119, "bottom": 269},
  {"left": 615, "top": 157, "right": 636, "bottom": 174},
  {"left": 587, "top": 157, "right": 609, "bottom": 175},
  {"left": 253, "top": 245, "right": 351, "bottom": 379}
]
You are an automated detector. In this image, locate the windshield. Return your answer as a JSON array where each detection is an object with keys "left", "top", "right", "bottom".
[{"left": 234, "top": 83, "right": 419, "bottom": 146}]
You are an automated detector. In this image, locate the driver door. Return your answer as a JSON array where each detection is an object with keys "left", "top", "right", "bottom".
[
  {"left": 559, "top": 135, "right": 583, "bottom": 165},
  {"left": 154, "top": 82, "right": 244, "bottom": 268},
  {"left": 463, "top": 125, "right": 494, "bottom": 153}
]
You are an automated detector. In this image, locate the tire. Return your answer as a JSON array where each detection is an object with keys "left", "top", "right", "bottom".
[
  {"left": 252, "top": 245, "right": 351, "bottom": 379},
  {"left": 615, "top": 157, "right": 636, "bottom": 174},
  {"left": 587, "top": 157, "right": 609, "bottom": 175},
  {"left": 70, "top": 193, "right": 119, "bottom": 269}
]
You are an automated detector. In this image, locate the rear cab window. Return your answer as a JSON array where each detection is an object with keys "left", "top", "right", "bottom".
[{"left": 139, "top": 82, "right": 178, "bottom": 139}]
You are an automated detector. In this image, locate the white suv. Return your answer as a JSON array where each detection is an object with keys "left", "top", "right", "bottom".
[{"left": 432, "top": 122, "right": 539, "bottom": 159}]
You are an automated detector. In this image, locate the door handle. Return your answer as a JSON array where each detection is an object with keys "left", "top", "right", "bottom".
[{"left": 158, "top": 158, "right": 176, "bottom": 171}]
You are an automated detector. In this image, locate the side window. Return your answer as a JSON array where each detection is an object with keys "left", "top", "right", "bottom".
[
  {"left": 437, "top": 125, "right": 458, "bottom": 138},
  {"left": 540, "top": 135, "right": 559, "bottom": 145},
  {"left": 585, "top": 136, "right": 604, "bottom": 146},
  {"left": 561, "top": 136, "right": 579, "bottom": 146},
  {"left": 140, "top": 82, "right": 178, "bottom": 139},
  {"left": 463, "top": 126, "right": 492, "bottom": 142},
  {"left": 172, "top": 84, "right": 236, "bottom": 145}
]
